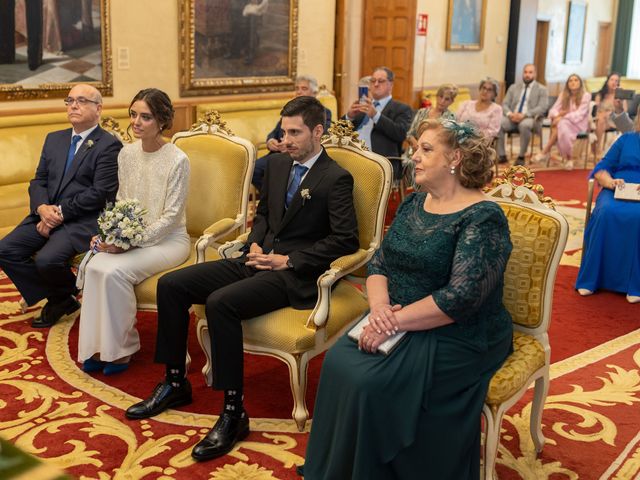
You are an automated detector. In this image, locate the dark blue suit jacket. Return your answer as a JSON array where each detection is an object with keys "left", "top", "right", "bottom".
[{"left": 24, "top": 125, "right": 122, "bottom": 252}]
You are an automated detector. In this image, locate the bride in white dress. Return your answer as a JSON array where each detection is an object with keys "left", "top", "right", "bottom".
[{"left": 77, "top": 88, "right": 191, "bottom": 375}]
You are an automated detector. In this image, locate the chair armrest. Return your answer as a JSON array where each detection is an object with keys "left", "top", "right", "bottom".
[
  {"left": 218, "top": 232, "right": 251, "bottom": 259},
  {"left": 306, "top": 248, "right": 374, "bottom": 328},
  {"left": 195, "top": 215, "right": 245, "bottom": 263}
]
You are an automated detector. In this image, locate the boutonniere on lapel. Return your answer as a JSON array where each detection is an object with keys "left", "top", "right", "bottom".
[
  {"left": 300, "top": 188, "right": 311, "bottom": 205},
  {"left": 85, "top": 140, "right": 95, "bottom": 149}
]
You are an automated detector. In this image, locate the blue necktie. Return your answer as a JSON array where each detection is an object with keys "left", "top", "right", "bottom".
[
  {"left": 360, "top": 101, "right": 381, "bottom": 127},
  {"left": 285, "top": 164, "right": 308, "bottom": 208},
  {"left": 517, "top": 84, "right": 529, "bottom": 113},
  {"left": 64, "top": 135, "right": 82, "bottom": 176}
]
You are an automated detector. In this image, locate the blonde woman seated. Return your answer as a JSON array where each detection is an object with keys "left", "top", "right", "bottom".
[
  {"left": 301, "top": 119, "right": 513, "bottom": 479},
  {"left": 534, "top": 74, "right": 591, "bottom": 170},
  {"left": 78, "top": 88, "right": 190, "bottom": 375},
  {"left": 456, "top": 77, "right": 502, "bottom": 140},
  {"left": 406, "top": 83, "right": 458, "bottom": 151},
  {"left": 576, "top": 107, "right": 640, "bottom": 304}
]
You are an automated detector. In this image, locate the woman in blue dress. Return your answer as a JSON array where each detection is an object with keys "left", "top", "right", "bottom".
[
  {"left": 576, "top": 108, "right": 640, "bottom": 303},
  {"left": 300, "top": 119, "right": 513, "bottom": 479}
]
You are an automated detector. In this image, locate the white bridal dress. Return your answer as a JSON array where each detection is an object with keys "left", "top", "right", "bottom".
[{"left": 77, "top": 141, "right": 191, "bottom": 362}]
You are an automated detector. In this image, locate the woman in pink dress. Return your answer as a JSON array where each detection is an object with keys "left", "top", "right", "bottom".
[
  {"left": 456, "top": 78, "right": 502, "bottom": 140},
  {"left": 535, "top": 74, "right": 591, "bottom": 170}
]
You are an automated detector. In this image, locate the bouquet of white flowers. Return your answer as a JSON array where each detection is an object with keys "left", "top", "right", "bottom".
[
  {"left": 76, "top": 199, "right": 148, "bottom": 289},
  {"left": 97, "top": 199, "right": 148, "bottom": 250}
]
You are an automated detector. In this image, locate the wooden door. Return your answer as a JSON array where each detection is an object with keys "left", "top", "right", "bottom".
[
  {"left": 361, "top": 0, "right": 416, "bottom": 106},
  {"left": 533, "top": 20, "right": 549, "bottom": 85},
  {"left": 595, "top": 22, "right": 613, "bottom": 77},
  {"left": 333, "top": 0, "right": 348, "bottom": 116}
]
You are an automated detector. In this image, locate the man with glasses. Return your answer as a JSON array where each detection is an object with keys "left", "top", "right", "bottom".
[
  {"left": 0, "top": 84, "right": 121, "bottom": 328},
  {"left": 345, "top": 66, "right": 412, "bottom": 160}
]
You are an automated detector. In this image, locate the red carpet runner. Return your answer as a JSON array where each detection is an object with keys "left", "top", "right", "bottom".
[{"left": 1, "top": 168, "right": 639, "bottom": 479}]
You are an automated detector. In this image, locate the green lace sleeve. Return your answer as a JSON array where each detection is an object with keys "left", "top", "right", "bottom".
[{"left": 432, "top": 206, "right": 512, "bottom": 325}]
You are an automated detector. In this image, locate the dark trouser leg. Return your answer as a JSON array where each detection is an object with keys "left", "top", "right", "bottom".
[
  {"left": 154, "top": 259, "right": 255, "bottom": 366},
  {"left": 206, "top": 270, "right": 290, "bottom": 390},
  {"left": 0, "top": 223, "right": 76, "bottom": 305}
]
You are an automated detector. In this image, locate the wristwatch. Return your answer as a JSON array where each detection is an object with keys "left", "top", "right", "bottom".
[{"left": 286, "top": 257, "right": 294, "bottom": 269}]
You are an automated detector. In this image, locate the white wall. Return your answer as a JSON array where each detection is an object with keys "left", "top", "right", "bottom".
[
  {"left": 538, "top": 0, "right": 615, "bottom": 83},
  {"left": 413, "top": 0, "right": 511, "bottom": 88}
]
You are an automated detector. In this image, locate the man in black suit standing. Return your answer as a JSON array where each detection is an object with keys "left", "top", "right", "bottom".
[
  {"left": 0, "top": 84, "right": 121, "bottom": 328},
  {"left": 345, "top": 66, "right": 412, "bottom": 159},
  {"left": 126, "top": 96, "right": 359, "bottom": 461}
]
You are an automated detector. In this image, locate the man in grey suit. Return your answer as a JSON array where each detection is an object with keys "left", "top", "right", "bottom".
[{"left": 497, "top": 64, "right": 548, "bottom": 166}]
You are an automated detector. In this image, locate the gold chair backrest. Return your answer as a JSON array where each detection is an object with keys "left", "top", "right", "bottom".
[
  {"left": 322, "top": 121, "right": 392, "bottom": 278},
  {"left": 486, "top": 167, "right": 568, "bottom": 332},
  {"left": 172, "top": 115, "right": 256, "bottom": 241}
]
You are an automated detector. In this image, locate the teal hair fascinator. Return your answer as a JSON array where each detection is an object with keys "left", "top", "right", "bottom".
[{"left": 441, "top": 119, "right": 479, "bottom": 144}]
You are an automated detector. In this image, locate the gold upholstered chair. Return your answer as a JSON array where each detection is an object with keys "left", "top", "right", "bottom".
[
  {"left": 482, "top": 167, "right": 569, "bottom": 480},
  {"left": 133, "top": 111, "right": 255, "bottom": 310},
  {"left": 193, "top": 120, "right": 393, "bottom": 431}
]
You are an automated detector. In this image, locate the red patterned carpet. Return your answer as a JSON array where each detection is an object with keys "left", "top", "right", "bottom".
[{"left": 1, "top": 168, "right": 639, "bottom": 479}]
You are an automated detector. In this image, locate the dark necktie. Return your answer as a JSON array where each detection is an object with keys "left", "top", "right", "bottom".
[
  {"left": 361, "top": 101, "right": 381, "bottom": 127},
  {"left": 517, "top": 84, "right": 529, "bottom": 113},
  {"left": 285, "top": 164, "right": 308, "bottom": 208},
  {"left": 64, "top": 135, "right": 83, "bottom": 176}
]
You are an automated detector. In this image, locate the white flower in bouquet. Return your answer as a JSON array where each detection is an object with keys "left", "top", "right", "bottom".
[{"left": 97, "top": 199, "right": 148, "bottom": 251}]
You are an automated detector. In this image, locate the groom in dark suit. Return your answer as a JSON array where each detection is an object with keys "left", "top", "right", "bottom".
[
  {"left": 126, "top": 96, "right": 359, "bottom": 461},
  {"left": 0, "top": 84, "right": 121, "bottom": 328}
]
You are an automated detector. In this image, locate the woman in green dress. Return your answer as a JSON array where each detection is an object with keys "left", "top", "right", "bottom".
[{"left": 301, "top": 119, "right": 513, "bottom": 479}]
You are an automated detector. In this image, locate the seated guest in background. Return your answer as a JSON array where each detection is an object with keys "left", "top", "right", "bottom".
[
  {"left": 406, "top": 83, "right": 458, "bottom": 152},
  {"left": 252, "top": 75, "right": 332, "bottom": 190},
  {"left": 125, "top": 96, "right": 359, "bottom": 461},
  {"left": 612, "top": 95, "right": 639, "bottom": 133},
  {"left": 301, "top": 118, "right": 513, "bottom": 479},
  {"left": 0, "top": 84, "right": 121, "bottom": 328},
  {"left": 345, "top": 66, "right": 413, "bottom": 160},
  {"left": 576, "top": 106, "right": 640, "bottom": 304},
  {"left": 456, "top": 77, "right": 502, "bottom": 140},
  {"left": 593, "top": 72, "right": 626, "bottom": 156},
  {"left": 78, "top": 89, "right": 191, "bottom": 375},
  {"left": 497, "top": 64, "right": 549, "bottom": 166},
  {"left": 534, "top": 74, "right": 591, "bottom": 170}
]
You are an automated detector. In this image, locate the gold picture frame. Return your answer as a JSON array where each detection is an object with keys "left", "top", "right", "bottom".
[
  {"left": 0, "top": 0, "right": 113, "bottom": 101},
  {"left": 446, "top": 0, "right": 487, "bottom": 51},
  {"left": 179, "top": 0, "right": 298, "bottom": 96}
]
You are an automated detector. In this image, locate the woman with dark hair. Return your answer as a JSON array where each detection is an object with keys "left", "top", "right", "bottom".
[
  {"left": 535, "top": 73, "right": 591, "bottom": 170},
  {"left": 456, "top": 77, "right": 502, "bottom": 139},
  {"left": 301, "top": 119, "right": 513, "bottom": 479},
  {"left": 77, "top": 88, "right": 191, "bottom": 374},
  {"left": 594, "top": 72, "right": 627, "bottom": 155},
  {"left": 576, "top": 107, "right": 640, "bottom": 304}
]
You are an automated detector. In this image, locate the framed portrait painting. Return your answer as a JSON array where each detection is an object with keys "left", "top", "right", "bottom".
[
  {"left": 179, "top": 0, "right": 298, "bottom": 96},
  {"left": 0, "top": 0, "right": 112, "bottom": 101},
  {"left": 563, "top": 0, "right": 587, "bottom": 64},
  {"left": 446, "top": 0, "right": 487, "bottom": 51}
]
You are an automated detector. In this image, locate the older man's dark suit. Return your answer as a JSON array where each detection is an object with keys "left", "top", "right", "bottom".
[
  {"left": 349, "top": 99, "right": 412, "bottom": 157},
  {"left": 154, "top": 148, "right": 359, "bottom": 389},
  {"left": 0, "top": 126, "right": 121, "bottom": 305}
]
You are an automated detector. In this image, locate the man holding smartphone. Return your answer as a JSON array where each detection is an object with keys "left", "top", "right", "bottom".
[
  {"left": 345, "top": 67, "right": 412, "bottom": 160},
  {"left": 612, "top": 89, "right": 639, "bottom": 133}
]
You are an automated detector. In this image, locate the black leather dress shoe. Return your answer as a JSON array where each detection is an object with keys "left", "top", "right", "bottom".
[
  {"left": 31, "top": 296, "right": 80, "bottom": 328},
  {"left": 125, "top": 380, "right": 192, "bottom": 419},
  {"left": 191, "top": 411, "right": 250, "bottom": 461}
]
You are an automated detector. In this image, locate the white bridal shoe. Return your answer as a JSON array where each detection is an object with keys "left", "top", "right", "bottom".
[
  {"left": 626, "top": 295, "right": 640, "bottom": 304},
  {"left": 578, "top": 288, "right": 594, "bottom": 296}
]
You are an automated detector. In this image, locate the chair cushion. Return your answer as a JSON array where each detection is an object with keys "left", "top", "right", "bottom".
[
  {"left": 193, "top": 280, "right": 368, "bottom": 354},
  {"left": 485, "top": 331, "right": 545, "bottom": 408},
  {"left": 134, "top": 243, "right": 219, "bottom": 308}
]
